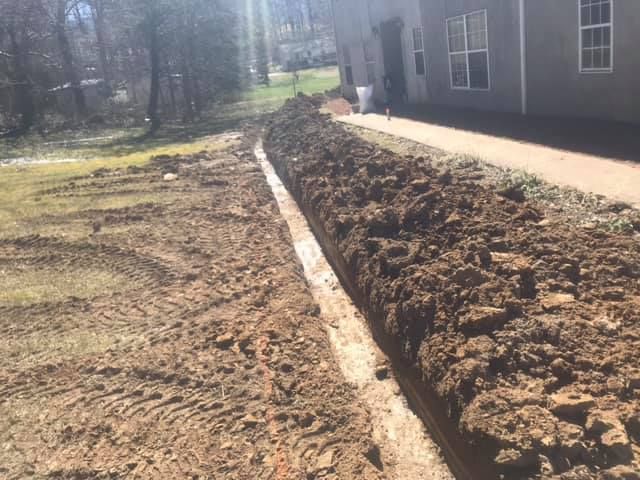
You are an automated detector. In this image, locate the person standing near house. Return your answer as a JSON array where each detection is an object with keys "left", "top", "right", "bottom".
[{"left": 383, "top": 74, "right": 393, "bottom": 120}]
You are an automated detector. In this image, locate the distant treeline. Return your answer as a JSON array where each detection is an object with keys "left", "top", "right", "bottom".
[{"left": 0, "top": 0, "right": 278, "bottom": 134}]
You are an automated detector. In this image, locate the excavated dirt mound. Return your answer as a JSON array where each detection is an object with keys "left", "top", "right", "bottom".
[
  {"left": 264, "top": 96, "right": 640, "bottom": 479},
  {"left": 0, "top": 136, "right": 385, "bottom": 479}
]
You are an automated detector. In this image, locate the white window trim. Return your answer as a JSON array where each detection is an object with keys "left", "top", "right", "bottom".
[
  {"left": 412, "top": 27, "right": 426, "bottom": 76},
  {"left": 446, "top": 9, "right": 491, "bottom": 91},
  {"left": 579, "top": 0, "right": 614, "bottom": 74}
]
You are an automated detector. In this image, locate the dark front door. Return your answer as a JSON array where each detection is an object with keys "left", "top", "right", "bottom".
[{"left": 380, "top": 19, "right": 406, "bottom": 104}]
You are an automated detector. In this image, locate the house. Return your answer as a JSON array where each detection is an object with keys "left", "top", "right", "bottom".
[
  {"left": 331, "top": 0, "right": 640, "bottom": 124},
  {"left": 279, "top": 37, "right": 338, "bottom": 72}
]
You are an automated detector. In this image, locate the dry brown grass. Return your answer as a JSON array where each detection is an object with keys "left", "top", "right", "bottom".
[{"left": 0, "top": 267, "right": 129, "bottom": 306}]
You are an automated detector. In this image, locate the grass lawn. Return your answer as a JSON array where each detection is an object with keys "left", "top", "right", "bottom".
[
  {"left": 0, "top": 66, "right": 339, "bottom": 238},
  {"left": 244, "top": 66, "right": 340, "bottom": 103},
  {"left": 0, "top": 66, "right": 339, "bottom": 165},
  {"left": 0, "top": 267, "right": 129, "bottom": 306},
  {"left": 0, "top": 134, "right": 232, "bottom": 239}
]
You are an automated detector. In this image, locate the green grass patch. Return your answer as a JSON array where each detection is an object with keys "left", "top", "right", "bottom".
[
  {"left": 1, "top": 129, "right": 232, "bottom": 167},
  {"left": 601, "top": 217, "right": 635, "bottom": 234},
  {"left": 0, "top": 331, "right": 123, "bottom": 366},
  {"left": 0, "top": 67, "right": 338, "bottom": 164},
  {"left": 243, "top": 66, "right": 339, "bottom": 104},
  {"left": 0, "top": 266, "right": 129, "bottom": 307},
  {"left": 0, "top": 136, "right": 229, "bottom": 238},
  {"left": 497, "top": 170, "right": 546, "bottom": 199},
  {"left": 0, "top": 69, "right": 338, "bottom": 236}
]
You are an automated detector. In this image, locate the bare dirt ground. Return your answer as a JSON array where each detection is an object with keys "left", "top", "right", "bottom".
[
  {"left": 0, "top": 135, "right": 385, "bottom": 479},
  {"left": 265, "top": 96, "right": 640, "bottom": 479},
  {"left": 256, "top": 143, "right": 454, "bottom": 480}
]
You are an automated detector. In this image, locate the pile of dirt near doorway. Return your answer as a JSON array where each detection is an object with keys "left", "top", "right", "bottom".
[{"left": 264, "top": 96, "right": 640, "bottom": 479}]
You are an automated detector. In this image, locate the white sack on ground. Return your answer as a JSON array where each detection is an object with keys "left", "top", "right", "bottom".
[{"left": 356, "top": 85, "right": 375, "bottom": 114}]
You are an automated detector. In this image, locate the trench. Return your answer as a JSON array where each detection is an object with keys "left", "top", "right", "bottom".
[{"left": 256, "top": 141, "right": 498, "bottom": 480}]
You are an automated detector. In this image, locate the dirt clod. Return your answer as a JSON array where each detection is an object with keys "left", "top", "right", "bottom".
[
  {"left": 265, "top": 96, "right": 640, "bottom": 478},
  {"left": 549, "top": 391, "right": 596, "bottom": 417},
  {"left": 215, "top": 333, "right": 235, "bottom": 349},
  {"left": 375, "top": 364, "right": 389, "bottom": 381}
]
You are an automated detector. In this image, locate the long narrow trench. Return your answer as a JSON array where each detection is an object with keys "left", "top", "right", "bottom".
[{"left": 256, "top": 141, "right": 454, "bottom": 480}]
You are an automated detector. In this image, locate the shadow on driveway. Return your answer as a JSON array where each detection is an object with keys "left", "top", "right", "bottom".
[{"left": 392, "top": 104, "right": 640, "bottom": 163}]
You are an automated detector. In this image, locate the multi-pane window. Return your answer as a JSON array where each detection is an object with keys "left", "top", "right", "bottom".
[
  {"left": 446, "top": 10, "right": 489, "bottom": 90},
  {"left": 343, "top": 45, "right": 354, "bottom": 85},
  {"left": 580, "top": 0, "right": 613, "bottom": 72},
  {"left": 364, "top": 41, "right": 376, "bottom": 84},
  {"left": 412, "top": 27, "right": 426, "bottom": 76}
]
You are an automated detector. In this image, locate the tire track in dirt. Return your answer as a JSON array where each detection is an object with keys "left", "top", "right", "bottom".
[
  {"left": 0, "top": 137, "right": 387, "bottom": 480},
  {"left": 256, "top": 334, "right": 293, "bottom": 479}
]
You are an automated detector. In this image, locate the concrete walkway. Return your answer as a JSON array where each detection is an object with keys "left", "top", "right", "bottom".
[{"left": 338, "top": 113, "right": 640, "bottom": 208}]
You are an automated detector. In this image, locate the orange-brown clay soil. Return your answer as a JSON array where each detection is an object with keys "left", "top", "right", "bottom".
[
  {"left": 264, "top": 96, "right": 640, "bottom": 480},
  {"left": 0, "top": 138, "right": 385, "bottom": 479}
]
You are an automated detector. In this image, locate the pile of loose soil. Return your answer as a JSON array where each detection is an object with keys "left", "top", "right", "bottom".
[
  {"left": 264, "top": 96, "right": 640, "bottom": 479},
  {"left": 0, "top": 134, "right": 385, "bottom": 479},
  {"left": 324, "top": 97, "right": 353, "bottom": 117},
  {"left": 341, "top": 123, "right": 640, "bottom": 236}
]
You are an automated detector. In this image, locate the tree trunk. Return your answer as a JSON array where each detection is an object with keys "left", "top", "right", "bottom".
[
  {"left": 8, "top": 29, "right": 35, "bottom": 132},
  {"left": 125, "top": 32, "right": 139, "bottom": 104},
  {"left": 56, "top": 0, "right": 86, "bottom": 118},
  {"left": 166, "top": 60, "right": 177, "bottom": 116},
  {"left": 306, "top": 0, "right": 315, "bottom": 35},
  {"left": 185, "top": 12, "right": 202, "bottom": 117},
  {"left": 192, "top": 74, "right": 203, "bottom": 117},
  {"left": 90, "top": 0, "right": 111, "bottom": 86},
  {"left": 180, "top": 59, "right": 194, "bottom": 122},
  {"left": 146, "top": 18, "right": 161, "bottom": 132}
]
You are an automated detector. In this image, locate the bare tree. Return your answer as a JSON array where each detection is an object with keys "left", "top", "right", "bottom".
[
  {"left": 0, "top": 0, "right": 245, "bottom": 134},
  {"left": 140, "top": 0, "right": 165, "bottom": 132},
  {"left": 88, "top": 0, "right": 111, "bottom": 86},
  {"left": 51, "top": 0, "right": 87, "bottom": 117},
  {"left": 0, "top": 0, "right": 48, "bottom": 132}
]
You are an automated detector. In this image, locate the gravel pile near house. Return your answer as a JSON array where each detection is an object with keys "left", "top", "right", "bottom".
[{"left": 265, "top": 96, "right": 640, "bottom": 479}]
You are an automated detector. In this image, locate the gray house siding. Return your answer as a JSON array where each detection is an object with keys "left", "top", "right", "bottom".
[
  {"left": 421, "top": 0, "right": 522, "bottom": 113},
  {"left": 526, "top": 0, "right": 640, "bottom": 124},
  {"left": 332, "top": 0, "right": 364, "bottom": 100},
  {"left": 331, "top": 0, "right": 429, "bottom": 104},
  {"left": 332, "top": 0, "right": 639, "bottom": 124}
]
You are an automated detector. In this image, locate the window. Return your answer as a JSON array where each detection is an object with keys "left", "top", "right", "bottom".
[
  {"left": 412, "top": 27, "right": 426, "bottom": 76},
  {"left": 364, "top": 41, "right": 376, "bottom": 84},
  {"left": 343, "top": 45, "right": 354, "bottom": 85},
  {"left": 446, "top": 10, "right": 489, "bottom": 90},
  {"left": 580, "top": 0, "right": 613, "bottom": 72}
]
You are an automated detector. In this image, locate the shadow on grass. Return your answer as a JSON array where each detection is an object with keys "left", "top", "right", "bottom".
[
  {"left": 21, "top": 98, "right": 282, "bottom": 161},
  {"left": 1, "top": 66, "right": 340, "bottom": 162}
]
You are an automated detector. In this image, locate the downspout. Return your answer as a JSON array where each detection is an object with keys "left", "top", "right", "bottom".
[{"left": 519, "top": 0, "right": 528, "bottom": 115}]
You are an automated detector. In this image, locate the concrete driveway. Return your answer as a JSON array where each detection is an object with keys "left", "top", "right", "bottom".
[{"left": 338, "top": 113, "right": 640, "bottom": 208}]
